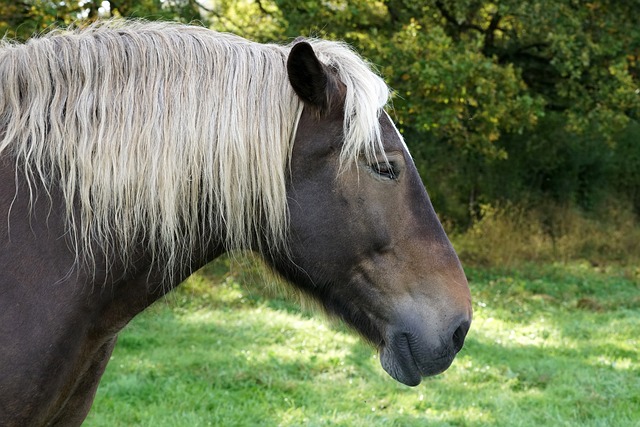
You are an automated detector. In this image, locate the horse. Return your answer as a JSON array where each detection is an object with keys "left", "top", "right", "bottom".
[{"left": 0, "top": 20, "right": 472, "bottom": 426}]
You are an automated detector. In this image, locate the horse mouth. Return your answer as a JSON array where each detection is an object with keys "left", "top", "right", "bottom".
[{"left": 379, "top": 332, "right": 456, "bottom": 386}]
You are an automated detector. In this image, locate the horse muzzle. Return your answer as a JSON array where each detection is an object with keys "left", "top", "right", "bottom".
[{"left": 379, "top": 313, "right": 471, "bottom": 386}]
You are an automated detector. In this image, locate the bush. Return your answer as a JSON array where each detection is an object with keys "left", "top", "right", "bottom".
[{"left": 452, "top": 199, "right": 640, "bottom": 268}]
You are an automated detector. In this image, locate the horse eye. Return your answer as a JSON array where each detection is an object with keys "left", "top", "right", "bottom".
[{"left": 371, "top": 161, "right": 398, "bottom": 180}]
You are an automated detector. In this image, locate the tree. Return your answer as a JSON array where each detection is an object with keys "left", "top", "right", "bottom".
[
  {"left": 254, "top": 0, "right": 639, "bottom": 220},
  {"left": 0, "top": 0, "right": 209, "bottom": 40},
  {"left": 2, "top": 0, "right": 639, "bottom": 221}
]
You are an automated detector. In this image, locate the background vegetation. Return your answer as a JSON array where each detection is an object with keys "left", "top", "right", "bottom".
[
  {"left": 2, "top": 1, "right": 639, "bottom": 425},
  {"left": 3, "top": 0, "right": 638, "bottom": 264}
]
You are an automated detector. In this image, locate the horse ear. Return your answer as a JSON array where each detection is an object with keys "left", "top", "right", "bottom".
[{"left": 287, "top": 41, "right": 329, "bottom": 113}]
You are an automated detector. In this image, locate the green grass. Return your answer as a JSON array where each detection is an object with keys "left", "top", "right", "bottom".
[{"left": 84, "top": 260, "right": 640, "bottom": 426}]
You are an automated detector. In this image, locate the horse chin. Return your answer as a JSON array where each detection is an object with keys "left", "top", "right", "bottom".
[{"left": 379, "top": 332, "right": 455, "bottom": 387}]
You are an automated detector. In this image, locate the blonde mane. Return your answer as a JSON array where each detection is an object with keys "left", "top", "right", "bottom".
[{"left": 0, "top": 20, "right": 389, "bottom": 277}]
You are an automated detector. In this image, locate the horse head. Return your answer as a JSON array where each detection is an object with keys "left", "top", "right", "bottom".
[{"left": 264, "top": 41, "right": 473, "bottom": 386}]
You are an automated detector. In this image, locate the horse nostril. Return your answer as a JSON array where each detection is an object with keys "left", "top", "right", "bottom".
[{"left": 452, "top": 320, "right": 470, "bottom": 353}]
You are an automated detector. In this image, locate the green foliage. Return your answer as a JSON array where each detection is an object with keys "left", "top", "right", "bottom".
[
  {"left": 203, "top": 0, "right": 640, "bottom": 228},
  {"left": 383, "top": 19, "right": 543, "bottom": 158},
  {"left": 610, "top": 121, "right": 640, "bottom": 214},
  {"left": 2, "top": 0, "right": 639, "bottom": 229},
  {"left": 84, "top": 260, "right": 640, "bottom": 426},
  {"left": 0, "top": 0, "right": 208, "bottom": 40}
]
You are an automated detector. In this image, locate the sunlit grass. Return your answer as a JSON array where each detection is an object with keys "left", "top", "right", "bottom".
[{"left": 85, "top": 260, "right": 640, "bottom": 426}]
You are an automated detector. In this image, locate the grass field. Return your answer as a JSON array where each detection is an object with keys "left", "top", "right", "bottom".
[{"left": 84, "top": 259, "right": 640, "bottom": 426}]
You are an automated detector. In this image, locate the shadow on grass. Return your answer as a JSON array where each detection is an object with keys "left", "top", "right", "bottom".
[
  {"left": 87, "top": 262, "right": 640, "bottom": 426},
  {"left": 88, "top": 305, "right": 639, "bottom": 426}
]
